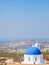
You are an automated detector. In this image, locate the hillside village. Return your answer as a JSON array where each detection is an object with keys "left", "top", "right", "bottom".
[{"left": 0, "top": 40, "right": 49, "bottom": 53}]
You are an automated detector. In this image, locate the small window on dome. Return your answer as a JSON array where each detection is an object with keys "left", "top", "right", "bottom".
[{"left": 28, "top": 57, "right": 30, "bottom": 61}]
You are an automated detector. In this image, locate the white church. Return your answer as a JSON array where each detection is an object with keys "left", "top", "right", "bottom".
[{"left": 21, "top": 43, "right": 46, "bottom": 64}]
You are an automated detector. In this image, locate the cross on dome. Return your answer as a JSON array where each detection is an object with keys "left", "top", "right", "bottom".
[{"left": 32, "top": 42, "right": 39, "bottom": 47}]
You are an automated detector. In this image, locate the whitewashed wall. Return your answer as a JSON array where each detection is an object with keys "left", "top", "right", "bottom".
[{"left": 21, "top": 54, "right": 45, "bottom": 64}]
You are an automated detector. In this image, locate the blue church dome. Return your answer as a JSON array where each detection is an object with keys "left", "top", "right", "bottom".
[{"left": 25, "top": 47, "right": 41, "bottom": 55}]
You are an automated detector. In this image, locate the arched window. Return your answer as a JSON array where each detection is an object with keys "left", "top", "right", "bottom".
[
  {"left": 28, "top": 57, "right": 30, "bottom": 61},
  {"left": 35, "top": 57, "right": 37, "bottom": 61}
]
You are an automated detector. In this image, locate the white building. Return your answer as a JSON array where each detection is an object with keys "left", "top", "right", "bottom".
[{"left": 21, "top": 43, "right": 46, "bottom": 64}]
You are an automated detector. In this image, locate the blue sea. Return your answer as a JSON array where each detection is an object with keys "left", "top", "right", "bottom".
[{"left": 0, "top": 38, "right": 49, "bottom": 44}]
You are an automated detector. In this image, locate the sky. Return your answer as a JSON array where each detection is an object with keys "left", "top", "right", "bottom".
[{"left": 0, "top": 0, "right": 49, "bottom": 40}]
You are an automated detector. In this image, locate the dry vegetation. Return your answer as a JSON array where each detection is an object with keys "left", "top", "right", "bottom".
[
  {"left": 42, "top": 51, "right": 49, "bottom": 61},
  {"left": 0, "top": 51, "right": 49, "bottom": 65}
]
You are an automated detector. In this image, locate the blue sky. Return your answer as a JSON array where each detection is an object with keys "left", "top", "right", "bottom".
[{"left": 0, "top": 0, "right": 49, "bottom": 40}]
